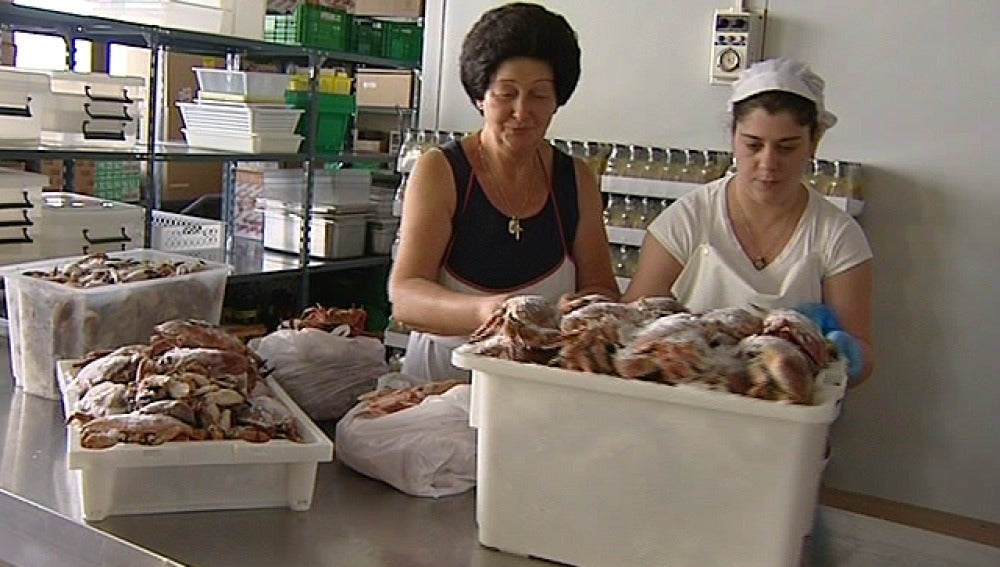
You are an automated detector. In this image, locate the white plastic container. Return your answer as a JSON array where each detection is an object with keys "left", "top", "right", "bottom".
[
  {"left": 263, "top": 209, "right": 367, "bottom": 259},
  {"left": 193, "top": 68, "right": 290, "bottom": 103},
  {"left": 150, "top": 209, "right": 227, "bottom": 262},
  {"left": 38, "top": 192, "right": 145, "bottom": 257},
  {"left": 83, "top": 0, "right": 266, "bottom": 40},
  {"left": 0, "top": 168, "right": 48, "bottom": 264},
  {"left": 177, "top": 100, "right": 303, "bottom": 134},
  {"left": 56, "top": 361, "right": 334, "bottom": 522},
  {"left": 259, "top": 169, "right": 372, "bottom": 208},
  {"left": 3, "top": 249, "right": 230, "bottom": 399},
  {"left": 39, "top": 72, "right": 146, "bottom": 147},
  {"left": 452, "top": 349, "right": 849, "bottom": 567},
  {"left": 0, "top": 67, "right": 48, "bottom": 145},
  {"left": 182, "top": 128, "right": 303, "bottom": 153}
]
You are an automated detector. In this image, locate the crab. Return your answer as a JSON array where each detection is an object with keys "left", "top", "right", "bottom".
[
  {"left": 627, "top": 296, "right": 689, "bottom": 320},
  {"left": 75, "top": 381, "right": 133, "bottom": 417},
  {"left": 69, "top": 412, "right": 195, "bottom": 449},
  {"left": 760, "top": 309, "right": 830, "bottom": 369},
  {"left": 557, "top": 293, "right": 616, "bottom": 315},
  {"left": 613, "top": 327, "right": 713, "bottom": 384},
  {"left": 150, "top": 319, "right": 260, "bottom": 363},
  {"left": 738, "top": 335, "right": 816, "bottom": 404},
  {"left": 155, "top": 347, "right": 256, "bottom": 393},
  {"left": 281, "top": 304, "right": 368, "bottom": 335},
  {"left": 70, "top": 345, "right": 149, "bottom": 395},
  {"left": 699, "top": 307, "right": 764, "bottom": 346},
  {"left": 469, "top": 295, "right": 562, "bottom": 351},
  {"left": 554, "top": 302, "right": 646, "bottom": 374},
  {"left": 236, "top": 394, "right": 301, "bottom": 442}
]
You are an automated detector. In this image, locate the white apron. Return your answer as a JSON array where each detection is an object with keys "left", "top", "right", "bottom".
[
  {"left": 671, "top": 197, "right": 824, "bottom": 313},
  {"left": 401, "top": 259, "right": 577, "bottom": 382}
]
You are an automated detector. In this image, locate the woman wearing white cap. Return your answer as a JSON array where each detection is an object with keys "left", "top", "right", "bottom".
[{"left": 622, "top": 58, "right": 873, "bottom": 384}]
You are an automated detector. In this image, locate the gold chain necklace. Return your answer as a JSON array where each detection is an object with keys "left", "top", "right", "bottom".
[
  {"left": 731, "top": 190, "right": 796, "bottom": 270},
  {"left": 476, "top": 137, "right": 539, "bottom": 241}
]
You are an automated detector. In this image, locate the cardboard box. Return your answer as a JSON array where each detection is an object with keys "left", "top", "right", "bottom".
[
  {"left": 352, "top": 0, "right": 422, "bottom": 17},
  {"left": 355, "top": 69, "right": 412, "bottom": 108},
  {"left": 162, "top": 53, "right": 223, "bottom": 203}
]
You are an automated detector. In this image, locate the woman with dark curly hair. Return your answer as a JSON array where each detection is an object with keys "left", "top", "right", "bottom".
[{"left": 388, "top": 2, "right": 618, "bottom": 381}]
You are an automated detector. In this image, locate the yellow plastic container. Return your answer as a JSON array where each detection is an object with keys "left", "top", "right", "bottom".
[{"left": 288, "top": 73, "right": 353, "bottom": 95}]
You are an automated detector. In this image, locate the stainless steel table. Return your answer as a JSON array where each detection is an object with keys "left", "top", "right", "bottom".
[{"left": 0, "top": 339, "right": 544, "bottom": 567}]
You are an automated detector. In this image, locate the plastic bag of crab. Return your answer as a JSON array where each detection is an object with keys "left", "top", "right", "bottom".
[
  {"left": 60, "top": 319, "right": 303, "bottom": 449},
  {"left": 464, "top": 294, "right": 835, "bottom": 405}
]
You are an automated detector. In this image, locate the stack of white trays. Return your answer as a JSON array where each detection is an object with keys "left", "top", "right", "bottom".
[
  {"left": 180, "top": 68, "right": 302, "bottom": 153},
  {"left": 0, "top": 66, "right": 49, "bottom": 146},
  {"left": 0, "top": 168, "right": 47, "bottom": 265},
  {"left": 39, "top": 71, "right": 147, "bottom": 147}
]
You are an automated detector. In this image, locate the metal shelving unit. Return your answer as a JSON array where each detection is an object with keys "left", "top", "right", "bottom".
[{"left": 0, "top": 3, "right": 420, "bottom": 308}]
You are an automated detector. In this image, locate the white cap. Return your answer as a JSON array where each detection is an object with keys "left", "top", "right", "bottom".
[{"left": 727, "top": 58, "right": 837, "bottom": 130}]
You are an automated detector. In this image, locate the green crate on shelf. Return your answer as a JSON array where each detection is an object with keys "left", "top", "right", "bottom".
[
  {"left": 296, "top": 3, "right": 351, "bottom": 50},
  {"left": 382, "top": 20, "right": 422, "bottom": 63},
  {"left": 285, "top": 90, "right": 356, "bottom": 153},
  {"left": 350, "top": 17, "right": 385, "bottom": 57},
  {"left": 264, "top": 6, "right": 352, "bottom": 50}
]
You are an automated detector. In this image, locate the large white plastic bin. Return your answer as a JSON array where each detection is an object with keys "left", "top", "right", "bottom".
[
  {"left": 56, "top": 361, "right": 334, "bottom": 522},
  {"left": 0, "top": 168, "right": 47, "bottom": 265},
  {"left": 0, "top": 66, "right": 48, "bottom": 145},
  {"left": 452, "top": 348, "right": 848, "bottom": 567},
  {"left": 3, "top": 249, "right": 230, "bottom": 400},
  {"left": 38, "top": 192, "right": 146, "bottom": 257},
  {"left": 39, "top": 71, "right": 146, "bottom": 147}
]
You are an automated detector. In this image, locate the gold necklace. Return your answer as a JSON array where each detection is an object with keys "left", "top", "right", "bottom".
[
  {"left": 476, "top": 138, "right": 538, "bottom": 241},
  {"left": 731, "top": 190, "right": 796, "bottom": 270}
]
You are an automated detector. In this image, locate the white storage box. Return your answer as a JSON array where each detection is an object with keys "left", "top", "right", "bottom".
[
  {"left": 183, "top": 128, "right": 303, "bottom": 153},
  {"left": 3, "top": 249, "right": 230, "bottom": 400},
  {"left": 84, "top": 0, "right": 266, "bottom": 40},
  {"left": 0, "top": 168, "right": 48, "bottom": 264},
  {"left": 452, "top": 349, "right": 849, "bottom": 567},
  {"left": 56, "top": 361, "right": 333, "bottom": 522},
  {"left": 193, "top": 68, "right": 290, "bottom": 103},
  {"left": 177, "top": 100, "right": 303, "bottom": 134},
  {"left": 150, "top": 209, "right": 227, "bottom": 262},
  {"left": 259, "top": 168, "right": 372, "bottom": 208},
  {"left": 263, "top": 209, "right": 367, "bottom": 259},
  {"left": 0, "top": 66, "right": 48, "bottom": 145},
  {"left": 39, "top": 71, "right": 146, "bottom": 147},
  {"left": 38, "top": 192, "right": 145, "bottom": 257}
]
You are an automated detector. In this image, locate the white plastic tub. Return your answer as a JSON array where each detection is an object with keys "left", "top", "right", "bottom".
[
  {"left": 263, "top": 210, "right": 367, "bottom": 259},
  {"left": 0, "top": 67, "right": 48, "bottom": 145},
  {"left": 259, "top": 169, "right": 372, "bottom": 207},
  {"left": 177, "top": 100, "right": 303, "bottom": 134},
  {"left": 452, "top": 348, "right": 849, "bottom": 567},
  {"left": 85, "top": 0, "right": 266, "bottom": 40},
  {"left": 38, "top": 192, "right": 145, "bottom": 257},
  {"left": 3, "top": 249, "right": 230, "bottom": 399},
  {"left": 193, "top": 68, "right": 290, "bottom": 103},
  {"left": 182, "top": 128, "right": 303, "bottom": 153},
  {"left": 56, "top": 361, "right": 334, "bottom": 522},
  {"left": 39, "top": 72, "right": 146, "bottom": 147}
]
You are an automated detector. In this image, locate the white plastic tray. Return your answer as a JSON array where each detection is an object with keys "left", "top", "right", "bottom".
[
  {"left": 183, "top": 128, "right": 302, "bottom": 153},
  {"left": 57, "top": 360, "right": 333, "bottom": 521},
  {"left": 193, "top": 67, "right": 289, "bottom": 103},
  {"left": 453, "top": 348, "right": 848, "bottom": 567},
  {"left": 178, "top": 101, "right": 303, "bottom": 134}
]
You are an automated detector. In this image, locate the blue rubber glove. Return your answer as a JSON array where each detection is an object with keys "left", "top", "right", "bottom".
[
  {"left": 796, "top": 303, "right": 863, "bottom": 380},
  {"left": 827, "top": 330, "right": 863, "bottom": 380}
]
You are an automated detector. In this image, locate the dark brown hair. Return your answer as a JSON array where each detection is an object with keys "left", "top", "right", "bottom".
[{"left": 731, "top": 90, "right": 821, "bottom": 141}]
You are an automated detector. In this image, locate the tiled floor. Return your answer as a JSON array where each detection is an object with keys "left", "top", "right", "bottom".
[{"left": 811, "top": 507, "right": 999, "bottom": 566}]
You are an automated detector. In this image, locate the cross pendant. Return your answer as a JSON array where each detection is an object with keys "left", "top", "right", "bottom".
[{"left": 508, "top": 217, "right": 522, "bottom": 241}]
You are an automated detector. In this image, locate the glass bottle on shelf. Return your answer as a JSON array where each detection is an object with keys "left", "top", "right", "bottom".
[
  {"left": 604, "top": 144, "right": 628, "bottom": 177},
  {"left": 618, "top": 195, "right": 636, "bottom": 228},
  {"left": 825, "top": 160, "right": 847, "bottom": 197},
  {"left": 842, "top": 161, "right": 863, "bottom": 199},
  {"left": 805, "top": 158, "right": 831, "bottom": 194},
  {"left": 603, "top": 193, "right": 622, "bottom": 226},
  {"left": 624, "top": 245, "right": 640, "bottom": 277},
  {"left": 643, "top": 196, "right": 663, "bottom": 227},
  {"left": 642, "top": 147, "right": 663, "bottom": 179},
  {"left": 622, "top": 145, "right": 645, "bottom": 179},
  {"left": 612, "top": 244, "right": 628, "bottom": 277}
]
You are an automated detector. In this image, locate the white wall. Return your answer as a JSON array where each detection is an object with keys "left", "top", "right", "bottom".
[{"left": 422, "top": 0, "right": 1000, "bottom": 523}]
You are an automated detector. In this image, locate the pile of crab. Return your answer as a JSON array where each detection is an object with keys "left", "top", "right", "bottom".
[
  {"left": 465, "top": 295, "right": 836, "bottom": 405},
  {"left": 24, "top": 252, "right": 207, "bottom": 288},
  {"left": 279, "top": 303, "right": 368, "bottom": 336},
  {"left": 64, "top": 319, "right": 301, "bottom": 449}
]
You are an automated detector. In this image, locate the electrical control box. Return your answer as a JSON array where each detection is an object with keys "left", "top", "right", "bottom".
[{"left": 709, "top": 9, "right": 765, "bottom": 85}]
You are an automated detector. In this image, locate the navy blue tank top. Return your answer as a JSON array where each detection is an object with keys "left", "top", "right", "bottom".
[{"left": 440, "top": 140, "right": 579, "bottom": 292}]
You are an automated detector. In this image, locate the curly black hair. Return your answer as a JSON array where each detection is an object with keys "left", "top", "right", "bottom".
[{"left": 459, "top": 2, "right": 581, "bottom": 108}]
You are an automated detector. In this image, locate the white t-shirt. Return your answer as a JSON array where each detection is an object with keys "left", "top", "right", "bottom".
[{"left": 646, "top": 174, "right": 872, "bottom": 311}]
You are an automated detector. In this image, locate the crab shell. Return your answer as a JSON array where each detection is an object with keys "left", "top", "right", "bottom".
[
  {"left": 761, "top": 309, "right": 830, "bottom": 369},
  {"left": 73, "top": 413, "right": 195, "bottom": 449},
  {"left": 739, "top": 335, "right": 815, "bottom": 404}
]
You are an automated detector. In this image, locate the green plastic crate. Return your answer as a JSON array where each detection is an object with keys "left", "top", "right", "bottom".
[
  {"left": 350, "top": 17, "right": 385, "bottom": 57},
  {"left": 382, "top": 20, "right": 422, "bottom": 63},
  {"left": 285, "top": 90, "right": 356, "bottom": 153},
  {"left": 296, "top": 4, "right": 351, "bottom": 51}
]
